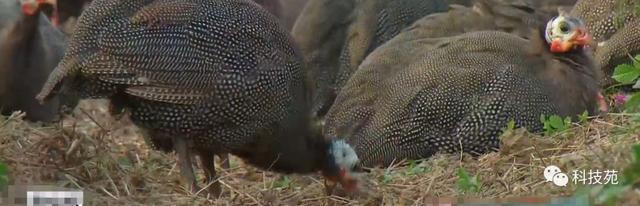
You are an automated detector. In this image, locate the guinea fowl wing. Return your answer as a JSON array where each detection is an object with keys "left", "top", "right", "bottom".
[
  {"left": 570, "top": 0, "right": 639, "bottom": 85},
  {"left": 324, "top": 29, "right": 595, "bottom": 167},
  {"left": 595, "top": 19, "right": 640, "bottom": 83},
  {"left": 570, "top": 0, "right": 636, "bottom": 42},
  {"left": 325, "top": 32, "right": 528, "bottom": 165}
]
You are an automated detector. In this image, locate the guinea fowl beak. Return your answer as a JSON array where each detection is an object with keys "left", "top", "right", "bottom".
[
  {"left": 550, "top": 28, "right": 591, "bottom": 53},
  {"left": 338, "top": 167, "right": 358, "bottom": 192},
  {"left": 325, "top": 167, "right": 358, "bottom": 193},
  {"left": 20, "top": 0, "right": 59, "bottom": 27}
]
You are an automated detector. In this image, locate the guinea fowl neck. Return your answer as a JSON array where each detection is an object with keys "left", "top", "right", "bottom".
[
  {"left": 533, "top": 25, "right": 601, "bottom": 116},
  {"left": 10, "top": 11, "right": 42, "bottom": 43}
]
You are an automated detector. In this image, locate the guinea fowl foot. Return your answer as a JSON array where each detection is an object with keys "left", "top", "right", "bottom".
[
  {"left": 200, "top": 150, "right": 223, "bottom": 198},
  {"left": 218, "top": 153, "right": 230, "bottom": 169}
]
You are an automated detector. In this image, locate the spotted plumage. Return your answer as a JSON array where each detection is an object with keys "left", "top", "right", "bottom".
[
  {"left": 396, "top": 0, "right": 572, "bottom": 42},
  {"left": 324, "top": 14, "right": 602, "bottom": 167},
  {"left": 571, "top": 0, "right": 640, "bottom": 85},
  {"left": 36, "top": 0, "right": 360, "bottom": 196},
  {"left": 335, "top": 0, "right": 473, "bottom": 93},
  {"left": 570, "top": 0, "right": 636, "bottom": 41},
  {"left": 293, "top": 0, "right": 473, "bottom": 119}
]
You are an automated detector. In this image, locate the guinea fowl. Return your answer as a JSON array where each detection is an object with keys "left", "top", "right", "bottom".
[
  {"left": 0, "top": 0, "right": 66, "bottom": 122},
  {"left": 291, "top": 0, "right": 355, "bottom": 119},
  {"left": 251, "top": 0, "right": 309, "bottom": 31},
  {"left": 57, "top": 0, "right": 93, "bottom": 23},
  {"left": 401, "top": 0, "right": 576, "bottom": 40},
  {"left": 571, "top": 0, "right": 640, "bottom": 85},
  {"left": 36, "top": 0, "right": 360, "bottom": 197},
  {"left": 323, "top": 12, "right": 603, "bottom": 167},
  {"left": 293, "top": 0, "right": 472, "bottom": 119}
]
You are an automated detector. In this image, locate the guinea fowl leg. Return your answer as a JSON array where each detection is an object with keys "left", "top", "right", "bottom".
[
  {"left": 218, "top": 153, "right": 230, "bottom": 169},
  {"left": 198, "top": 150, "right": 222, "bottom": 198},
  {"left": 173, "top": 137, "right": 199, "bottom": 194}
]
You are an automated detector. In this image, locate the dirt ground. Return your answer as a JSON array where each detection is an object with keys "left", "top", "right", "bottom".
[{"left": 1, "top": 100, "right": 639, "bottom": 205}]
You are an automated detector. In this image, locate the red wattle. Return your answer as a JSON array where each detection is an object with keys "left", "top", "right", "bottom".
[{"left": 550, "top": 40, "right": 564, "bottom": 53}]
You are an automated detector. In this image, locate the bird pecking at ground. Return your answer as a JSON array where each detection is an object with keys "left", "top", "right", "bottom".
[{"left": 36, "top": 0, "right": 361, "bottom": 197}]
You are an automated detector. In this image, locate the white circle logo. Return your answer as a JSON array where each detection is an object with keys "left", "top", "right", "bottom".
[
  {"left": 552, "top": 173, "right": 569, "bottom": 187},
  {"left": 543, "top": 165, "right": 562, "bottom": 182}
]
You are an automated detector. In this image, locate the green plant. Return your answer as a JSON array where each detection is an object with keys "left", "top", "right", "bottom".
[
  {"left": 378, "top": 170, "right": 394, "bottom": 184},
  {"left": 404, "top": 160, "right": 428, "bottom": 176},
  {"left": 594, "top": 144, "right": 640, "bottom": 205},
  {"left": 541, "top": 114, "right": 572, "bottom": 136},
  {"left": 502, "top": 119, "right": 516, "bottom": 134},
  {"left": 271, "top": 176, "right": 292, "bottom": 190},
  {"left": 611, "top": 55, "right": 640, "bottom": 86},
  {"left": 0, "top": 161, "right": 8, "bottom": 188},
  {"left": 578, "top": 111, "right": 589, "bottom": 124},
  {"left": 612, "top": 55, "right": 640, "bottom": 112},
  {"left": 456, "top": 167, "right": 481, "bottom": 194}
]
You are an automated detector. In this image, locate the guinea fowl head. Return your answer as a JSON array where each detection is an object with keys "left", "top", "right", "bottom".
[
  {"left": 321, "top": 139, "right": 360, "bottom": 192},
  {"left": 20, "top": 0, "right": 59, "bottom": 27},
  {"left": 543, "top": 10, "right": 591, "bottom": 53},
  {"left": 536, "top": 10, "right": 608, "bottom": 114}
]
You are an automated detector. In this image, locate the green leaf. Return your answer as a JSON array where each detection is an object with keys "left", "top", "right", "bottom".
[
  {"left": 272, "top": 176, "right": 292, "bottom": 190},
  {"left": 621, "top": 144, "right": 640, "bottom": 185},
  {"left": 501, "top": 119, "right": 516, "bottom": 136},
  {"left": 578, "top": 111, "right": 589, "bottom": 124},
  {"left": 633, "top": 80, "right": 640, "bottom": 89},
  {"left": 378, "top": 172, "right": 393, "bottom": 184},
  {"left": 117, "top": 157, "right": 133, "bottom": 169},
  {"left": 595, "top": 184, "right": 630, "bottom": 205},
  {"left": 0, "top": 161, "right": 8, "bottom": 188},
  {"left": 633, "top": 145, "right": 640, "bottom": 161},
  {"left": 549, "top": 115, "right": 565, "bottom": 129},
  {"left": 564, "top": 116, "right": 572, "bottom": 126},
  {"left": 457, "top": 167, "right": 481, "bottom": 194},
  {"left": 632, "top": 54, "right": 640, "bottom": 69},
  {"left": 625, "top": 92, "right": 640, "bottom": 113},
  {"left": 405, "top": 160, "right": 428, "bottom": 176},
  {"left": 612, "top": 64, "right": 640, "bottom": 84}
]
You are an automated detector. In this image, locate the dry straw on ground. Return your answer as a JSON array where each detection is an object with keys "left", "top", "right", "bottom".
[{"left": 1, "top": 100, "right": 639, "bottom": 205}]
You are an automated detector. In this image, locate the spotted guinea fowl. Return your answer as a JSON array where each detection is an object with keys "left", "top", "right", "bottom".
[
  {"left": 36, "top": 0, "right": 360, "bottom": 197},
  {"left": 293, "top": 0, "right": 472, "bottom": 120},
  {"left": 0, "top": 0, "right": 66, "bottom": 122},
  {"left": 324, "top": 12, "right": 602, "bottom": 167},
  {"left": 402, "top": 0, "right": 576, "bottom": 40},
  {"left": 335, "top": 0, "right": 473, "bottom": 92},
  {"left": 571, "top": 0, "right": 640, "bottom": 86},
  {"left": 251, "top": 0, "right": 309, "bottom": 30},
  {"left": 57, "top": 0, "right": 93, "bottom": 23},
  {"left": 593, "top": 19, "right": 640, "bottom": 86},
  {"left": 291, "top": 0, "right": 355, "bottom": 119}
]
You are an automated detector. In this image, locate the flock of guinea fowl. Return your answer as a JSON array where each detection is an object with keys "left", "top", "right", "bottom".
[{"left": 0, "top": 0, "right": 638, "bottom": 198}]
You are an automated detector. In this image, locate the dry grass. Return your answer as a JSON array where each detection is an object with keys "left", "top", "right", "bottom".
[{"left": 1, "top": 100, "right": 639, "bottom": 205}]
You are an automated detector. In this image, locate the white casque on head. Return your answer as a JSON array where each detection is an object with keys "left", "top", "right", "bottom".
[
  {"left": 330, "top": 139, "right": 359, "bottom": 170},
  {"left": 544, "top": 14, "right": 585, "bottom": 44}
]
